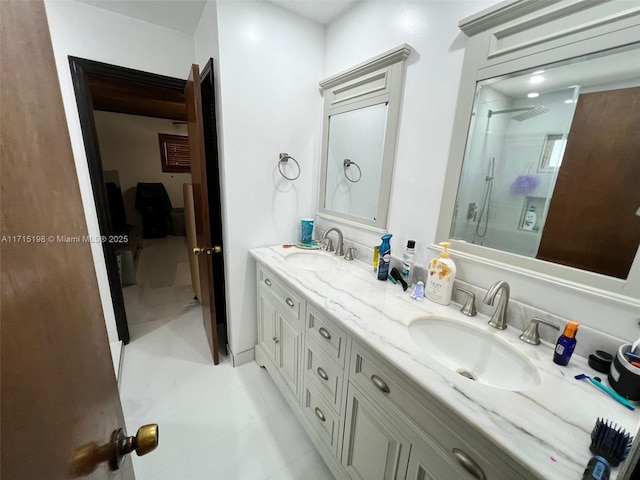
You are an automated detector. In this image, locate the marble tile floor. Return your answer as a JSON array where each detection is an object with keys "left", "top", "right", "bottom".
[{"left": 119, "top": 236, "right": 334, "bottom": 479}]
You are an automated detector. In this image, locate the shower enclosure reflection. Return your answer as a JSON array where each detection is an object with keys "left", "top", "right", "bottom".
[{"left": 451, "top": 83, "right": 578, "bottom": 256}]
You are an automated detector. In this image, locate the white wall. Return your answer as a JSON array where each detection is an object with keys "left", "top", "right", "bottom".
[
  {"left": 321, "top": 0, "right": 500, "bottom": 262},
  {"left": 45, "top": 0, "right": 195, "bottom": 342},
  {"left": 95, "top": 112, "right": 190, "bottom": 228},
  {"left": 195, "top": 1, "right": 324, "bottom": 357}
]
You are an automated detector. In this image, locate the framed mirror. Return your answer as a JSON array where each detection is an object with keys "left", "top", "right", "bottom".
[
  {"left": 437, "top": 2, "right": 640, "bottom": 301},
  {"left": 318, "top": 44, "right": 411, "bottom": 231}
]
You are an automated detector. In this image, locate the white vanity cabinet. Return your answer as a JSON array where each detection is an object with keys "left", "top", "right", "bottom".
[
  {"left": 256, "top": 265, "right": 303, "bottom": 400},
  {"left": 254, "top": 261, "right": 537, "bottom": 480}
]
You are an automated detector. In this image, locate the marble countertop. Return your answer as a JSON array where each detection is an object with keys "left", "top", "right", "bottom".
[{"left": 249, "top": 245, "right": 639, "bottom": 480}]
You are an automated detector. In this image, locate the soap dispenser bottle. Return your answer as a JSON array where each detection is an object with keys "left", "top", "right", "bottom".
[
  {"left": 377, "top": 234, "right": 392, "bottom": 281},
  {"left": 426, "top": 242, "right": 457, "bottom": 305},
  {"left": 553, "top": 320, "right": 580, "bottom": 366}
]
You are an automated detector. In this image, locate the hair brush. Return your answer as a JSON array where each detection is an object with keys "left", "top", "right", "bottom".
[{"left": 590, "top": 418, "right": 633, "bottom": 467}]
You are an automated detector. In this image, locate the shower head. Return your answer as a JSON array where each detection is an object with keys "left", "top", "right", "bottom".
[
  {"left": 487, "top": 106, "right": 550, "bottom": 121},
  {"left": 511, "top": 106, "right": 550, "bottom": 121}
]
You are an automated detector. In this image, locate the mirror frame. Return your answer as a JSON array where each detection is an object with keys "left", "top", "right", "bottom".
[
  {"left": 318, "top": 44, "right": 412, "bottom": 232},
  {"left": 436, "top": 0, "right": 640, "bottom": 306}
]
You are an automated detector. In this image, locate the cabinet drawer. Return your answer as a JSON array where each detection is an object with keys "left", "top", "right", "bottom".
[
  {"left": 304, "top": 337, "right": 344, "bottom": 413},
  {"left": 349, "top": 340, "right": 528, "bottom": 480},
  {"left": 307, "top": 304, "right": 347, "bottom": 367},
  {"left": 302, "top": 381, "right": 341, "bottom": 456},
  {"left": 258, "top": 265, "right": 302, "bottom": 320}
]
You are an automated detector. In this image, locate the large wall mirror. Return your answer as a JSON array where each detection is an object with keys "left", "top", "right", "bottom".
[
  {"left": 438, "top": 0, "right": 640, "bottom": 302},
  {"left": 318, "top": 45, "right": 411, "bottom": 231}
]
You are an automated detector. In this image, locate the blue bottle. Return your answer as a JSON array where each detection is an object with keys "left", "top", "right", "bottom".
[
  {"left": 377, "top": 234, "right": 392, "bottom": 281},
  {"left": 553, "top": 320, "right": 580, "bottom": 366}
]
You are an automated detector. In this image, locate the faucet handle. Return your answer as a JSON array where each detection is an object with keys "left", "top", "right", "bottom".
[
  {"left": 344, "top": 246, "right": 357, "bottom": 261},
  {"left": 323, "top": 237, "right": 335, "bottom": 252},
  {"left": 519, "top": 317, "right": 560, "bottom": 345},
  {"left": 456, "top": 288, "right": 477, "bottom": 317}
]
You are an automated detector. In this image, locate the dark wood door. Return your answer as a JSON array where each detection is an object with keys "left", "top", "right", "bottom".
[
  {"left": 185, "top": 64, "right": 220, "bottom": 364},
  {"left": 1, "top": 1, "right": 134, "bottom": 478},
  {"left": 537, "top": 87, "right": 640, "bottom": 279}
]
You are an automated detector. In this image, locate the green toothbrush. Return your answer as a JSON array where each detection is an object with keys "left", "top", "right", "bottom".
[{"left": 575, "top": 373, "right": 635, "bottom": 411}]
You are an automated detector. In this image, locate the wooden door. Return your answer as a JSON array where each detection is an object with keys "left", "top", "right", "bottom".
[
  {"left": 537, "top": 87, "right": 640, "bottom": 278},
  {"left": 185, "top": 65, "right": 220, "bottom": 364},
  {"left": 1, "top": 1, "right": 134, "bottom": 478}
]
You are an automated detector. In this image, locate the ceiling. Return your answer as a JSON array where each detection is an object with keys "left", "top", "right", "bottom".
[{"left": 74, "top": 0, "right": 359, "bottom": 34}]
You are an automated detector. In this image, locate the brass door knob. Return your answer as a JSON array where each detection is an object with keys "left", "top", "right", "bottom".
[
  {"left": 193, "top": 247, "right": 203, "bottom": 255},
  {"left": 110, "top": 424, "right": 159, "bottom": 470},
  {"left": 213, "top": 245, "right": 222, "bottom": 253},
  {"left": 71, "top": 424, "right": 159, "bottom": 476}
]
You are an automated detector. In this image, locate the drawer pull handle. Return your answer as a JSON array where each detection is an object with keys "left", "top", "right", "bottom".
[
  {"left": 317, "top": 367, "right": 329, "bottom": 381},
  {"left": 452, "top": 448, "right": 486, "bottom": 480},
  {"left": 371, "top": 374, "right": 390, "bottom": 394},
  {"left": 314, "top": 407, "right": 326, "bottom": 422},
  {"left": 272, "top": 336, "right": 279, "bottom": 344},
  {"left": 264, "top": 279, "right": 272, "bottom": 286},
  {"left": 318, "top": 327, "right": 332, "bottom": 340},
  {"left": 285, "top": 297, "right": 295, "bottom": 307}
]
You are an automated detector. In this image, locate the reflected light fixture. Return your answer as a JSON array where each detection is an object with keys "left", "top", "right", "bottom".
[
  {"left": 529, "top": 75, "right": 545, "bottom": 84},
  {"left": 527, "top": 92, "right": 540, "bottom": 98}
]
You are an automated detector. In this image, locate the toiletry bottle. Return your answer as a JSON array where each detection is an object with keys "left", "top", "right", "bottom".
[
  {"left": 426, "top": 242, "right": 457, "bottom": 305},
  {"left": 401, "top": 240, "right": 416, "bottom": 286},
  {"left": 523, "top": 206, "right": 537, "bottom": 231},
  {"left": 553, "top": 320, "right": 580, "bottom": 366},
  {"left": 377, "top": 234, "right": 392, "bottom": 281},
  {"left": 373, "top": 246, "right": 379, "bottom": 273}
]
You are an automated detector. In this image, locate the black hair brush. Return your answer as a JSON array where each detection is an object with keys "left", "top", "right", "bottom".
[
  {"left": 590, "top": 418, "right": 633, "bottom": 467},
  {"left": 582, "top": 418, "right": 633, "bottom": 479}
]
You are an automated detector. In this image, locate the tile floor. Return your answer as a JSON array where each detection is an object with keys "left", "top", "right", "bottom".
[{"left": 119, "top": 236, "right": 334, "bottom": 479}]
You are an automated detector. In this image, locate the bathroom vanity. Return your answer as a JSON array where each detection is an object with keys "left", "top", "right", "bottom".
[{"left": 251, "top": 246, "right": 638, "bottom": 480}]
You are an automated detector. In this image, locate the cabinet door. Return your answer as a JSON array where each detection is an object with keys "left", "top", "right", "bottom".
[
  {"left": 276, "top": 312, "right": 301, "bottom": 397},
  {"left": 342, "top": 383, "right": 411, "bottom": 480},
  {"left": 258, "top": 288, "right": 278, "bottom": 362}
]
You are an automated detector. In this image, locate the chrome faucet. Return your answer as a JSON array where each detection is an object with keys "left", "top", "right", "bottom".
[
  {"left": 483, "top": 280, "right": 510, "bottom": 330},
  {"left": 321, "top": 227, "right": 344, "bottom": 256}
]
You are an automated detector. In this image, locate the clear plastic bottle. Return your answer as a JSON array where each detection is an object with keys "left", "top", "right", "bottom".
[{"left": 401, "top": 240, "right": 416, "bottom": 286}]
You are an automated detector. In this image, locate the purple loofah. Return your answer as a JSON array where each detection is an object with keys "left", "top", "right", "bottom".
[{"left": 510, "top": 174, "right": 540, "bottom": 194}]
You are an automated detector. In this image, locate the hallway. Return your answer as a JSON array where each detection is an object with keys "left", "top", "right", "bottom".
[{"left": 118, "top": 237, "right": 333, "bottom": 479}]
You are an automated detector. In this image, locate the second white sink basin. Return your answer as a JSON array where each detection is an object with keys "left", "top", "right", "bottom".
[
  {"left": 284, "top": 251, "right": 339, "bottom": 272},
  {"left": 409, "top": 317, "right": 540, "bottom": 391}
]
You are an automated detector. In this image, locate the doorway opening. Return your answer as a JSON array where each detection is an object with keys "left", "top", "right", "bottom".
[{"left": 69, "top": 57, "right": 228, "bottom": 364}]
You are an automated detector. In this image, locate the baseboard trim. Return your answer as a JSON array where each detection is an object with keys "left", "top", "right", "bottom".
[{"left": 228, "top": 345, "right": 255, "bottom": 367}]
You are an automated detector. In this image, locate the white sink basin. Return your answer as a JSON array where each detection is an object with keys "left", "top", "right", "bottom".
[
  {"left": 284, "top": 251, "right": 339, "bottom": 272},
  {"left": 409, "top": 317, "right": 540, "bottom": 391}
]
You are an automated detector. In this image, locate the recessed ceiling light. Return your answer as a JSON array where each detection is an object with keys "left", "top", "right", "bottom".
[
  {"left": 527, "top": 92, "right": 540, "bottom": 98},
  {"left": 529, "top": 75, "right": 545, "bottom": 84},
  {"left": 532, "top": 70, "right": 545, "bottom": 75}
]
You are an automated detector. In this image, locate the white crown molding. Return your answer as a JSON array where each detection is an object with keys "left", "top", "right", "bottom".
[{"left": 319, "top": 44, "right": 412, "bottom": 90}]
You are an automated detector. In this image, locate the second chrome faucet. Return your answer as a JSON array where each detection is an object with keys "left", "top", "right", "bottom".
[{"left": 483, "top": 280, "right": 510, "bottom": 330}]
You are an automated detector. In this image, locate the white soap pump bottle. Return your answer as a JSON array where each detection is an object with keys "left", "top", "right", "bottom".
[{"left": 426, "top": 242, "right": 457, "bottom": 305}]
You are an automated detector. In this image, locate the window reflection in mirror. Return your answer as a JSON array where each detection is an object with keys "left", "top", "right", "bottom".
[
  {"left": 450, "top": 45, "right": 640, "bottom": 279},
  {"left": 325, "top": 103, "right": 388, "bottom": 220}
]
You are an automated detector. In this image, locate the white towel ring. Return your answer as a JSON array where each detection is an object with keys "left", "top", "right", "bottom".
[
  {"left": 343, "top": 159, "right": 362, "bottom": 183},
  {"left": 278, "top": 153, "right": 300, "bottom": 181}
]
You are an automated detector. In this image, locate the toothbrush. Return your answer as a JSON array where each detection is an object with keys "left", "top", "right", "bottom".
[
  {"left": 575, "top": 374, "right": 635, "bottom": 411},
  {"left": 632, "top": 336, "right": 640, "bottom": 355}
]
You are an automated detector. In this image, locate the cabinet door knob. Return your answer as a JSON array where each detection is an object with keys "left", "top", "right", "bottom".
[
  {"left": 314, "top": 407, "right": 326, "bottom": 422},
  {"left": 316, "top": 367, "right": 329, "bottom": 381},
  {"left": 318, "top": 327, "right": 332, "bottom": 340},
  {"left": 272, "top": 336, "right": 279, "bottom": 344},
  {"left": 285, "top": 297, "right": 295, "bottom": 307},
  {"left": 452, "top": 448, "right": 486, "bottom": 480},
  {"left": 370, "top": 374, "right": 390, "bottom": 394},
  {"left": 264, "top": 278, "right": 272, "bottom": 286}
]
